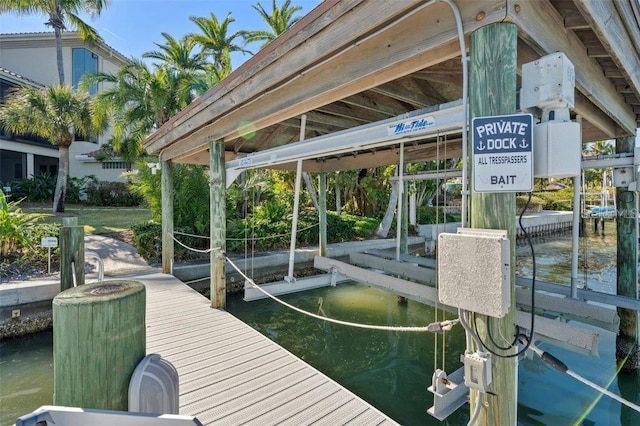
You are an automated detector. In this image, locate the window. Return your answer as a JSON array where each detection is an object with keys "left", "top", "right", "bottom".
[
  {"left": 102, "top": 162, "right": 131, "bottom": 170},
  {"left": 72, "top": 48, "right": 98, "bottom": 95}
]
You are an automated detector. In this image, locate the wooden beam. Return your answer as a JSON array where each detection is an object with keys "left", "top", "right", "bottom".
[
  {"left": 210, "top": 140, "right": 226, "bottom": 309},
  {"left": 573, "top": 0, "right": 640, "bottom": 112},
  {"left": 149, "top": 0, "right": 507, "bottom": 161},
  {"left": 508, "top": 0, "right": 636, "bottom": 135},
  {"left": 615, "top": 135, "right": 639, "bottom": 370},
  {"left": 161, "top": 160, "right": 174, "bottom": 274},
  {"left": 315, "top": 102, "right": 387, "bottom": 123},
  {"left": 340, "top": 92, "right": 405, "bottom": 117},
  {"left": 349, "top": 252, "right": 436, "bottom": 284},
  {"left": 369, "top": 79, "right": 442, "bottom": 108},
  {"left": 144, "top": 0, "right": 364, "bottom": 152},
  {"left": 314, "top": 256, "right": 601, "bottom": 355},
  {"left": 314, "top": 256, "right": 438, "bottom": 306}
]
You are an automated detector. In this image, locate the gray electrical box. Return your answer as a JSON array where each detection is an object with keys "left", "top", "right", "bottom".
[
  {"left": 129, "top": 354, "right": 180, "bottom": 415},
  {"left": 437, "top": 228, "right": 510, "bottom": 318}
]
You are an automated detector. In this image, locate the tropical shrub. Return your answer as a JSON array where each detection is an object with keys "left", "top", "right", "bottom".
[
  {"left": 85, "top": 181, "right": 144, "bottom": 207},
  {"left": 6, "top": 174, "right": 96, "bottom": 203},
  {"left": 416, "top": 206, "right": 459, "bottom": 224},
  {"left": 0, "top": 191, "right": 47, "bottom": 258}
]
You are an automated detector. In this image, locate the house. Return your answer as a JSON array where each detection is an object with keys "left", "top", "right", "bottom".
[{"left": 0, "top": 32, "right": 129, "bottom": 185}]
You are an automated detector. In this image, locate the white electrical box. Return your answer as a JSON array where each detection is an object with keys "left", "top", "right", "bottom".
[
  {"left": 533, "top": 121, "right": 581, "bottom": 178},
  {"left": 464, "top": 352, "right": 492, "bottom": 392},
  {"left": 521, "top": 52, "right": 575, "bottom": 111},
  {"left": 613, "top": 167, "right": 634, "bottom": 188},
  {"left": 437, "top": 228, "right": 510, "bottom": 318}
]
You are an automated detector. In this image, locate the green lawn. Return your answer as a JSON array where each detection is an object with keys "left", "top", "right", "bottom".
[{"left": 24, "top": 206, "right": 152, "bottom": 235}]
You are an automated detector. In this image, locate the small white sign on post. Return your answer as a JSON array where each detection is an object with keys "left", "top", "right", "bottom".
[
  {"left": 41, "top": 237, "right": 58, "bottom": 274},
  {"left": 41, "top": 237, "right": 58, "bottom": 248},
  {"left": 472, "top": 113, "right": 534, "bottom": 193}
]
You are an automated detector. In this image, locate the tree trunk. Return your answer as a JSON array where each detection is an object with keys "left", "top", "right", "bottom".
[
  {"left": 376, "top": 183, "right": 399, "bottom": 238},
  {"left": 54, "top": 26, "right": 65, "bottom": 85},
  {"left": 303, "top": 172, "right": 320, "bottom": 211},
  {"left": 53, "top": 144, "right": 70, "bottom": 213}
]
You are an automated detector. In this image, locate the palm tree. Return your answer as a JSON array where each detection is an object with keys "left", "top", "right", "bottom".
[
  {"left": 244, "top": 0, "right": 303, "bottom": 48},
  {"left": 143, "top": 32, "right": 207, "bottom": 73},
  {"left": 0, "top": 85, "right": 102, "bottom": 213},
  {"left": 188, "top": 12, "right": 251, "bottom": 79},
  {"left": 82, "top": 59, "right": 193, "bottom": 162},
  {"left": 1, "top": 0, "right": 108, "bottom": 85}
]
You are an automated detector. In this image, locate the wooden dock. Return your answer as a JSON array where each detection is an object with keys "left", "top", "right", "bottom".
[{"left": 136, "top": 271, "right": 397, "bottom": 425}]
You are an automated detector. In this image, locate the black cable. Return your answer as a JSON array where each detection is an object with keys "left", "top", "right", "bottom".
[{"left": 472, "top": 192, "right": 536, "bottom": 359}]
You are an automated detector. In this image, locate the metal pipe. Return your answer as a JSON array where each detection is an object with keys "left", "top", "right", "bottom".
[
  {"left": 396, "top": 142, "right": 405, "bottom": 261},
  {"left": 571, "top": 174, "right": 580, "bottom": 299},
  {"left": 440, "top": 0, "right": 469, "bottom": 228},
  {"left": 286, "top": 115, "right": 307, "bottom": 282}
]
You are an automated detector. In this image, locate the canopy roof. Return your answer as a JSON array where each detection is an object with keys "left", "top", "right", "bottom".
[{"left": 144, "top": 0, "right": 640, "bottom": 172}]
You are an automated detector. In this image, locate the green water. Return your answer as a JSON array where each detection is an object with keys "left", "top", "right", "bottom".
[
  {"left": 0, "top": 330, "right": 53, "bottom": 426},
  {"left": 2, "top": 225, "right": 640, "bottom": 425}
]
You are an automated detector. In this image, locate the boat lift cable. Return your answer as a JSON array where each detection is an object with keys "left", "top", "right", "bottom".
[
  {"left": 226, "top": 256, "right": 459, "bottom": 333},
  {"left": 529, "top": 343, "right": 640, "bottom": 414}
]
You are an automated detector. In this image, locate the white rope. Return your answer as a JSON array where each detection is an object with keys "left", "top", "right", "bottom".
[
  {"left": 174, "top": 230, "right": 211, "bottom": 239},
  {"left": 168, "top": 233, "right": 216, "bottom": 253},
  {"left": 226, "top": 256, "right": 457, "bottom": 333}
]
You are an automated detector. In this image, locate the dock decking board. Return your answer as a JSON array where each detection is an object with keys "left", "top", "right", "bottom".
[{"left": 139, "top": 272, "right": 398, "bottom": 426}]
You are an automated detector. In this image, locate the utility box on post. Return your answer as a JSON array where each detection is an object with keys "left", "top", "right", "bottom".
[
  {"left": 437, "top": 228, "right": 510, "bottom": 318},
  {"left": 521, "top": 52, "right": 581, "bottom": 178}
]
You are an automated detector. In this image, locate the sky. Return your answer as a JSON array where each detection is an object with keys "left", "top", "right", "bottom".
[{"left": 0, "top": 0, "right": 322, "bottom": 69}]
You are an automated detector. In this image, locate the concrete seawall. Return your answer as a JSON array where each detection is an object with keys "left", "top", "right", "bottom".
[{"left": 419, "top": 211, "right": 574, "bottom": 253}]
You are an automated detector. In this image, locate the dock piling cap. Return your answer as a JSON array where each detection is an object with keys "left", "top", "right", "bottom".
[{"left": 53, "top": 281, "right": 145, "bottom": 305}]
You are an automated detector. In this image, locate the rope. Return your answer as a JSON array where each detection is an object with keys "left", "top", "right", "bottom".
[
  {"left": 169, "top": 233, "right": 217, "bottom": 253},
  {"left": 226, "top": 256, "right": 458, "bottom": 333}
]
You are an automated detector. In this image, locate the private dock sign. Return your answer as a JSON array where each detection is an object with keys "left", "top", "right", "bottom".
[{"left": 472, "top": 113, "right": 533, "bottom": 193}]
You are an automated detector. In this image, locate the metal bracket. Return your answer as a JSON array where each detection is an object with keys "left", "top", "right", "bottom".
[{"left": 427, "top": 367, "right": 468, "bottom": 421}]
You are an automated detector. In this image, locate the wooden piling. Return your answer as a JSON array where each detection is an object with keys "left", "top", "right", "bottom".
[
  {"left": 60, "top": 217, "right": 84, "bottom": 291},
  {"left": 161, "top": 160, "right": 174, "bottom": 274},
  {"left": 53, "top": 281, "right": 145, "bottom": 410},
  {"left": 616, "top": 135, "right": 639, "bottom": 371},
  {"left": 469, "top": 22, "right": 518, "bottom": 425},
  {"left": 210, "top": 139, "right": 226, "bottom": 308}
]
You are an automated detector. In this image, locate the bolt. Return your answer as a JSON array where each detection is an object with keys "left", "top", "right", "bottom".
[
  {"left": 476, "top": 11, "right": 486, "bottom": 22},
  {"left": 514, "top": 4, "right": 521, "bottom": 13},
  {"left": 12, "top": 309, "right": 20, "bottom": 319}
]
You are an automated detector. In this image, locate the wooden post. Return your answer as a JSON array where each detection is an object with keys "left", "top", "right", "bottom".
[
  {"left": 53, "top": 281, "right": 145, "bottom": 410},
  {"left": 469, "top": 22, "right": 518, "bottom": 425},
  {"left": 319, "top": 172, "right": 327, "bottom": 257},
  {"left": 210, "top": 139, "right": 226, "bottom": 308},
  {"left": 616, "top": 135, "right": 639, "bottom": 371},
  {"left": 60, "top": 217, "right": 84, "bottom": 291},
  {"left": 161, "top": 160, "right": 174, "bottom": 274}
]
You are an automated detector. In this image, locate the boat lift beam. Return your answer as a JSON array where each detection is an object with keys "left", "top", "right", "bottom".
[{"left": 226, "top": 100, "right": 464, "bottom": 187}]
